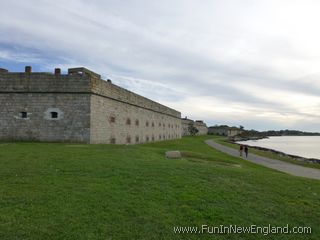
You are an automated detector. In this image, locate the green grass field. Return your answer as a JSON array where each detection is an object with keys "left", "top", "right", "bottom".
[{"left": 0, "top": 136, "right": 319, "bottom": 239}]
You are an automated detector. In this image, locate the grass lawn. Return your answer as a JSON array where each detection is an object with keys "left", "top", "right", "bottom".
[
  {"left": 0, "top": 136, "right": 319, "bottom": 239},
  {"left": 214, "top": 136, "right": 320, "bottom": 169}
]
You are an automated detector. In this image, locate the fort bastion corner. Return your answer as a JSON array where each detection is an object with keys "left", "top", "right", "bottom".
[{"left": 0, "top": 66, "right": 208, "bottom": 144}]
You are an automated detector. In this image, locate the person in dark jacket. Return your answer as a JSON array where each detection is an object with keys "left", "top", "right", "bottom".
[
  {"left": 239, "top": 145, "right": 243, "bottom": 156},
  {"left": 244, "top": 146, "right": 249, "bottom": 158}
]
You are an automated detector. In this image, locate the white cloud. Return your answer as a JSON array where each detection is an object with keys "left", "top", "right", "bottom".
[{"left": 0, "top": 0, "right": 320, "bottom": 131}]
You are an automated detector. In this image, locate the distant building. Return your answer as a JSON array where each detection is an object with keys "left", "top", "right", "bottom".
[
  {"left": 181, "top": 117, "right": 208, "bottom": 136},
  {"left": 208, "top": 125, "right": 229, "bottom": 136},
  {"left": 181, "top": 118, "right": 194, "bottom": 136},
  {"left": 208, "top": 125, "right": 243, "bottom": 137},
  {"left": 194, "top": 120, "right": 208, "bottom": 135},
  {"left": 227, "top": 127, "right": 243, "bottom": 137}
]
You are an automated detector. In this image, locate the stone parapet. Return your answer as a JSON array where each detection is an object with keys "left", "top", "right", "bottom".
[{"left": 0, "top": 67, "right": 181, "bottom": 119}]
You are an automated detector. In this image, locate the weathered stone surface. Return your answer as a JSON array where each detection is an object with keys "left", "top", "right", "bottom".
[
  {"left": 0, "top": 93, "right": 91, "bottom": 143},
  {"left": 181, "top": 117, "right": 208, "bottom": 136},
  {"left": 0, "top": 67, "right": 182, "bottom": 144},
  {"left": 165, "top": 151, "right": 182, "bottom": 159},
  {"left": 90, "top": 95, "right": 182, "bottom": 144}
]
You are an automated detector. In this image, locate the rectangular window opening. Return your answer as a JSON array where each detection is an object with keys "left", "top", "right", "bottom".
[
  {"left": 51, "top": 112, "right": 58, "bottom": 119},
  {"left": 20, "top": 112, "right": 28, "bottom": 119}
]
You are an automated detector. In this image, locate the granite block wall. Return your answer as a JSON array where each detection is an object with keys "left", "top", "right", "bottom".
[
  {"left": 181, "top": 118, "right": 208, "bottom": 136},
  {"left": 0, "top": 93, "right": 91, "bottom": 142},
  {"left": 0, "top": 68, "right": 182, "bottom": 144},
  {"left": 90, "top": 95, "right": 181, "bottom": 144}
]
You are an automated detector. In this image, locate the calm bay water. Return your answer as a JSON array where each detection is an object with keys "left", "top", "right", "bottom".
[{"left": 237, "top": 136, "right": 320, "bottom": 159}]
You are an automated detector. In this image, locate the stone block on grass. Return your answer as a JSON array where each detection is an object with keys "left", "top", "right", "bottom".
[{"left": 165, "top": 151, "right": 181, "bottom": 159}]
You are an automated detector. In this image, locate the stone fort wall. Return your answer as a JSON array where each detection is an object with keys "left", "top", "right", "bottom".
[
  {"left": 0, "top": 93, "right": 91, "bottom": 142},
  {"left": 0, "top": 67, "right": 181, "bottom": 144},
  {"left": 181, "top": 118, "right": 194, "bottom": 136},
  {"left": 90, "top": 95, "right": 181, "bottom": 144},
  {"left": 194, "top": 120, "right": 208, "bottom": 135},
  {"left": 181, "top": 118, "right": 208, "bottom": 136}
]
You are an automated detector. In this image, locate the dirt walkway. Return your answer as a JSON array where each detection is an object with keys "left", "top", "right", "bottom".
[{"left": 205, "top": 140, "right": 320, "bottom": 180}]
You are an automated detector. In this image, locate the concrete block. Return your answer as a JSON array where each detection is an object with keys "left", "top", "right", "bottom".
[{"left": 165, "top": 151, "right": 181, "bottom": 159}]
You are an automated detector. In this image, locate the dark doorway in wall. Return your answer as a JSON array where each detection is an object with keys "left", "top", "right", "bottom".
[{"left": 110, "top": 138, "right": 116, "bottom": 144}]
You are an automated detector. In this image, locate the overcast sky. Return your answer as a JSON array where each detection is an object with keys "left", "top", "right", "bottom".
[{"left": 1, "top": 0, "right": 320, "bottom": 131}]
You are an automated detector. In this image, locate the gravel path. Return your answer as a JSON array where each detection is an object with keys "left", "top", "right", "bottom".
[{"left": 205, "top": 140, "right": 320, "bottom": 180}]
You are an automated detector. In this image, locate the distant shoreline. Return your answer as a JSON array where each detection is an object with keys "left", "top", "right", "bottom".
[
  {"left": 232, "top": 134, "right": 320, "bottom": 142},
  {"left": 233, "top": 138, "right": 320, "bottom": 164}
]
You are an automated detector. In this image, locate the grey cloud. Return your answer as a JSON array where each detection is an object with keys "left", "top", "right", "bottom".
[{"left": 1, "top": 0, "right": 320, "bottom": 131}]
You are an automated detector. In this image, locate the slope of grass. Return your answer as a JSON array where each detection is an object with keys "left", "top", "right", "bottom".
[
  {"left": 0, "top": 136, "right": 319, "bottom": 239},
  {"left": 214, "top": 136, "right": 320, "bottom": 169}
]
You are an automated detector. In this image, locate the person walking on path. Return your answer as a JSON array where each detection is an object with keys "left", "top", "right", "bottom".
[
  {"left": 205, "top": 139, "right": 320, "bottom": 180},
  {"left": 239, "top": 145, "right": 243, "bottom": 156},
  {"left": 244, "top": 146, "right": 249, "bottom": 158}
]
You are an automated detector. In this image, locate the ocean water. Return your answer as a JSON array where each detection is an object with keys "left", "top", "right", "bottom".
[{"left": 237, "top": 136, "right": 320, "bottom": 159}]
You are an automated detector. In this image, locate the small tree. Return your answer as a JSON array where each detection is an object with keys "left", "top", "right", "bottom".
[{"left": 188, "top": 123, "right": 199, "bottom": 136}]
